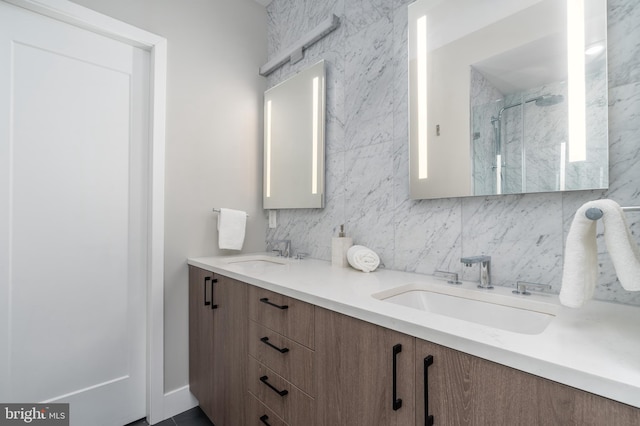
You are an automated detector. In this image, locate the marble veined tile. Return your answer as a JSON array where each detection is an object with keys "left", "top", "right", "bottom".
[
  {"left": 607, "top": 82, "right": 640, "bottom": 200},
  {"left": 344, "top": 16, "right": 394, "bottom": 149},
  {"left": 460, "top": 193, "right": 564, "bottom": 290},
  {"left": 323, "top": 54, "right": 347, "bottom": 154},
  {"left": 392, "top": 5, "right": 409, "bottom": 143},
  {"left": 392, "top": 136, "right": 410, "bottom": 209},
  {"left": 324, "top": 149, "right": 346, "bottom": 206},
  {"left": 344, "top": 142, "right": 395, "bottom": 266},
  {"left": 344, "top": 0, "right": 394, "bottom": 37},
  {"left": 393, "top": 198, "right": 463, "bottom": 275},
  {"left": 607, "top": 0, "right": 640, "bottom": 88},
  {"left": 265, "top": 200, "right": 344, "bottom": 262}
]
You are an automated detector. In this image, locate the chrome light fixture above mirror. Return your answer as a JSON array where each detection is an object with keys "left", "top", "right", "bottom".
[
  {"left": 263, "top": 60, "right": 326, "bottom": 209},
  {"left": 408, "top": 0, "right": 608, "bottom": 199}
]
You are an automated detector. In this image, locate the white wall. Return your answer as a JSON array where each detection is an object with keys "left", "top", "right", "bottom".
[{"left": 71, "top": 0, "right": 268, "bottom": 392}]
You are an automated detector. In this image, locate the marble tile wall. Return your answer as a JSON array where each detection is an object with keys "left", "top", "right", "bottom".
[{"left": 264, "top": 0, "right": 640, "bottom": 306}]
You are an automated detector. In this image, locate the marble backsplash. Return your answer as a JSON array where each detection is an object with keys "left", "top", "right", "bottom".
[{"left": 264, "top": 0, "right": 640, "bottom": 306}]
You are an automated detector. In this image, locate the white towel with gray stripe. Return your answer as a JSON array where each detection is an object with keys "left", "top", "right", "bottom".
[{"left": 560, "top": 199, "right": 640, "bottom": 308}]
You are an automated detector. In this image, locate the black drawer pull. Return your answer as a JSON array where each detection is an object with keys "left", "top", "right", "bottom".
[
  {"left": 392, "top": 343, "right": 402, "bottom": 411},
  {"left": 259, "top": 414, "right": 271, "bottom": 425},
  {"left": 259, "top": 297, "right": 288, "bottom": 310},
  {"left": 210, "top": 278, "right": 218, "bottom": 310},
  {"left": 260, "top": 375, "right": 288, "bottom": 397},
  {"left": 424, "top": 355, "right": 434, "bottom": 426},
  {"left": 260, "top": 336, "right": 289, "bottom": 353},
  {"left": 203, "top": 277, "right": 211, "bottom": 306}
]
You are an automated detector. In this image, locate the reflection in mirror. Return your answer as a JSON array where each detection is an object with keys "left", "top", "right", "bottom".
[
  {"left": 408, "top": 0, "right": 608, "bottom": 200},
  {"left": 263, "top": 60, "right": 325, "bottom": 209}
]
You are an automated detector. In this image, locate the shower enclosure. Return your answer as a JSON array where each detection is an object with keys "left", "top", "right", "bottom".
[
  {"left": 470, "top": 62, "right": 608, "bottom": 196},
  {"left": 488, "top": 92, "right": 566, "bottom": 194}
]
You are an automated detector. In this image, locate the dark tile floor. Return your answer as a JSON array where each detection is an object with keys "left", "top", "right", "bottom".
[{"left": 125, "top": 407, "right": 213, "bottom": 426}]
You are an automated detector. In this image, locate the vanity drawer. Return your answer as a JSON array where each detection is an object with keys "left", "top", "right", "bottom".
[
  {"left": 247, "top": 394, "right": 287, "bottom": 426},
  {"left": 248, "top": 320, "right": 315, "bottom": 396},
  {"left": 248, "top": 357, "right": 315, "bottom": 426},
  {"left": 249, "top": 286, "right": 315, "bottom": 349}
]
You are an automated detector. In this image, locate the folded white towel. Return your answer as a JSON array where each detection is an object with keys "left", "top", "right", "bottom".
[
  {"left": 217, "top": 208, "right": 247, "bottom": 250},
  {"left": 347, "top": 245, "right": 380, "bottom": 273},
  {"left": 560, "top": 199, "right": 640, "bottom": 308}
]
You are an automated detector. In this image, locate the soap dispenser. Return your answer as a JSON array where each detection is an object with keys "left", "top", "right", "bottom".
[{"left": 331, "top": 224, "right": 353, "bottom": 267}]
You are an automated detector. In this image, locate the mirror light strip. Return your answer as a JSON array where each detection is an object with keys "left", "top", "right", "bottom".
[
  {"left": 417, "top": 15, "right": 428, "bottom": 179},
  {"left": 266, "top": 100, "right": 272, "bottom": 197},
  {"left": 496, "top": 154, "right": 502, "bottom": 194},
  {"left": 560, "top": 142, "right": 567, "bottom": 190},
  {"left": 311, "top": 77, "right": 319, "bottom": 194},
  {"left": 568, "top": 0, "right": 586, "bottom": 162}
]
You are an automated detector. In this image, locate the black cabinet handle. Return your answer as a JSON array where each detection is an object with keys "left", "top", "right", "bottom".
[
  {"left": 424, "top": 355, "right": 434, "bottom": 426},
  {"left": 259, "top": 414, "right": 271, "bottom": 425},
  {"left": 260, "top": 336, "right": 289, "bottom": 353},
  {"left": 203, "top": 277, "right": 211, "bottom": 306},
  {"left": 260, "top": 375, "right": 288, "bottom": 397},
  {"left": 392, "top": 344, "right": 402, "bottom": 411},
  {"left": 210, "top": 278, "right": 218, "bottom": 310},
  {"left": 259, "top": 297, "right": 288, "bottom": 310}
]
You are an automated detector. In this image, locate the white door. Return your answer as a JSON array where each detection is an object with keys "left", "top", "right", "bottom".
[{"left": 0, "top": 2, "right": 149, "bottom": 425}]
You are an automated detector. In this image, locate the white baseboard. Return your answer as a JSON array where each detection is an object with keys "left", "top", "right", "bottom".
[{"left": 162, "top": 385, "right": 198, "bottom": 420}]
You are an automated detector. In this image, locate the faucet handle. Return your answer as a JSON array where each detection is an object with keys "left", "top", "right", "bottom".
[
  {"left": 295, "top": 252, "right": 308, "bottom": 260},
  {"left": 513, "top": 281, "right": 551, "bottom": 295},
  {"left": 434, "top": 270, "right": 461, "bottom": 285}
]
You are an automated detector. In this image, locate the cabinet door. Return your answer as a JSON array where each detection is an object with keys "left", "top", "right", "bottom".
[
  {"left": 211, "top": 275, "right": 248, "bottom": 425},
  {"left": 188, "top": 266, "right": 215, "bottom": 419},
  {"left": 189, "top": 267, "right": 248, "bottom": 425},
  {"left": 315, "top": 307, "right": 415, "bottom": 425},
  {"left": 416, "top": 339, "right": 640, "bottom": 426}
]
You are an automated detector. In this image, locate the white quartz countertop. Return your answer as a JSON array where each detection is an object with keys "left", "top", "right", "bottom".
[{"left": 188, "top": 253, "right": 640, "bottom": 408}]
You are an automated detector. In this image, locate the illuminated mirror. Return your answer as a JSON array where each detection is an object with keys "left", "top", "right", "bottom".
[
  {"left": 263, "top": 60, "right": 325, "bottom": 209},
  {"left": 408, "top": 0, "right": 608, "bottom": 199}
]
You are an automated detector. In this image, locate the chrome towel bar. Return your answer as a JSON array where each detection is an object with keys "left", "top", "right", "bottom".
[
  {"left": 212, "top": 208, "right": 249, "bottom": 217},
  {"left": 585, "top": 206, "right": 640, "bottom": 220}
]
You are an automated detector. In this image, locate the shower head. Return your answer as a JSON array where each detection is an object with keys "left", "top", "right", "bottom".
[{"left": 534, "top": 94, "right": 564, "bottom": 107}]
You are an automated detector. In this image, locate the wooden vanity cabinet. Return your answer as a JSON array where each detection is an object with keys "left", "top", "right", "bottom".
[
  {"left": 416, "top": 339, "right": 640, "bottom": 426},
  {"left": 188, "top": 266, "right": 247, "bottom": 425},
  {"left": 247, "top": 286, "right": 316, "bottom": 426},
  {"left": 314, "top": 307, "right": 415, "bottom": 426},
  {"left": 187, "top": 267, "right": 640, "bottom": 426}
]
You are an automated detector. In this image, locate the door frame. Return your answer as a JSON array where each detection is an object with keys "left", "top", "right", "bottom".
[{"left": 1, "top": 0, "right": 167, "bottom": 423}]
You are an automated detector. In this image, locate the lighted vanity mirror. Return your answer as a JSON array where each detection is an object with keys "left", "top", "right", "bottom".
[
  {"left": 263, "top": 60, "right": 326, "bottom": 209},
  {"left": 408, "top": 0, "right": 608, "bottom": 199}
]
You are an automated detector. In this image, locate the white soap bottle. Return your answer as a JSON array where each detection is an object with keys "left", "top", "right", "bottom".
[{"left": 331, "top": 224, "right": 353, "bottom": 267}]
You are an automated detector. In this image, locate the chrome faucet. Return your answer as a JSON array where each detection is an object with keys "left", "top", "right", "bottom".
[
  {"left": 268, "top": 239, "right": 291, "bottom": 258},
  {"left": 460, "top": 255, "right": 492, "bottom": 289}
]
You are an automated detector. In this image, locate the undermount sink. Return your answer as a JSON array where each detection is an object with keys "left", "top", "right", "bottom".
[
  {"left": 223, "top": 254, "right": 289, "bottom": 268},
  {"left": 373, "top": 282, "right": 559, "bottom": 335}
]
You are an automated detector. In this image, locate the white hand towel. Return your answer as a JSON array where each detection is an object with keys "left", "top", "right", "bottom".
[
  {"left": 560, "top": 199, "right": 640, "bottom": 308},
  {"left": 217, "top": 208, "right": 247, "bottom": 250},
  {"left": 347, "top": 245, "right": 380, "bottom": 273}
]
